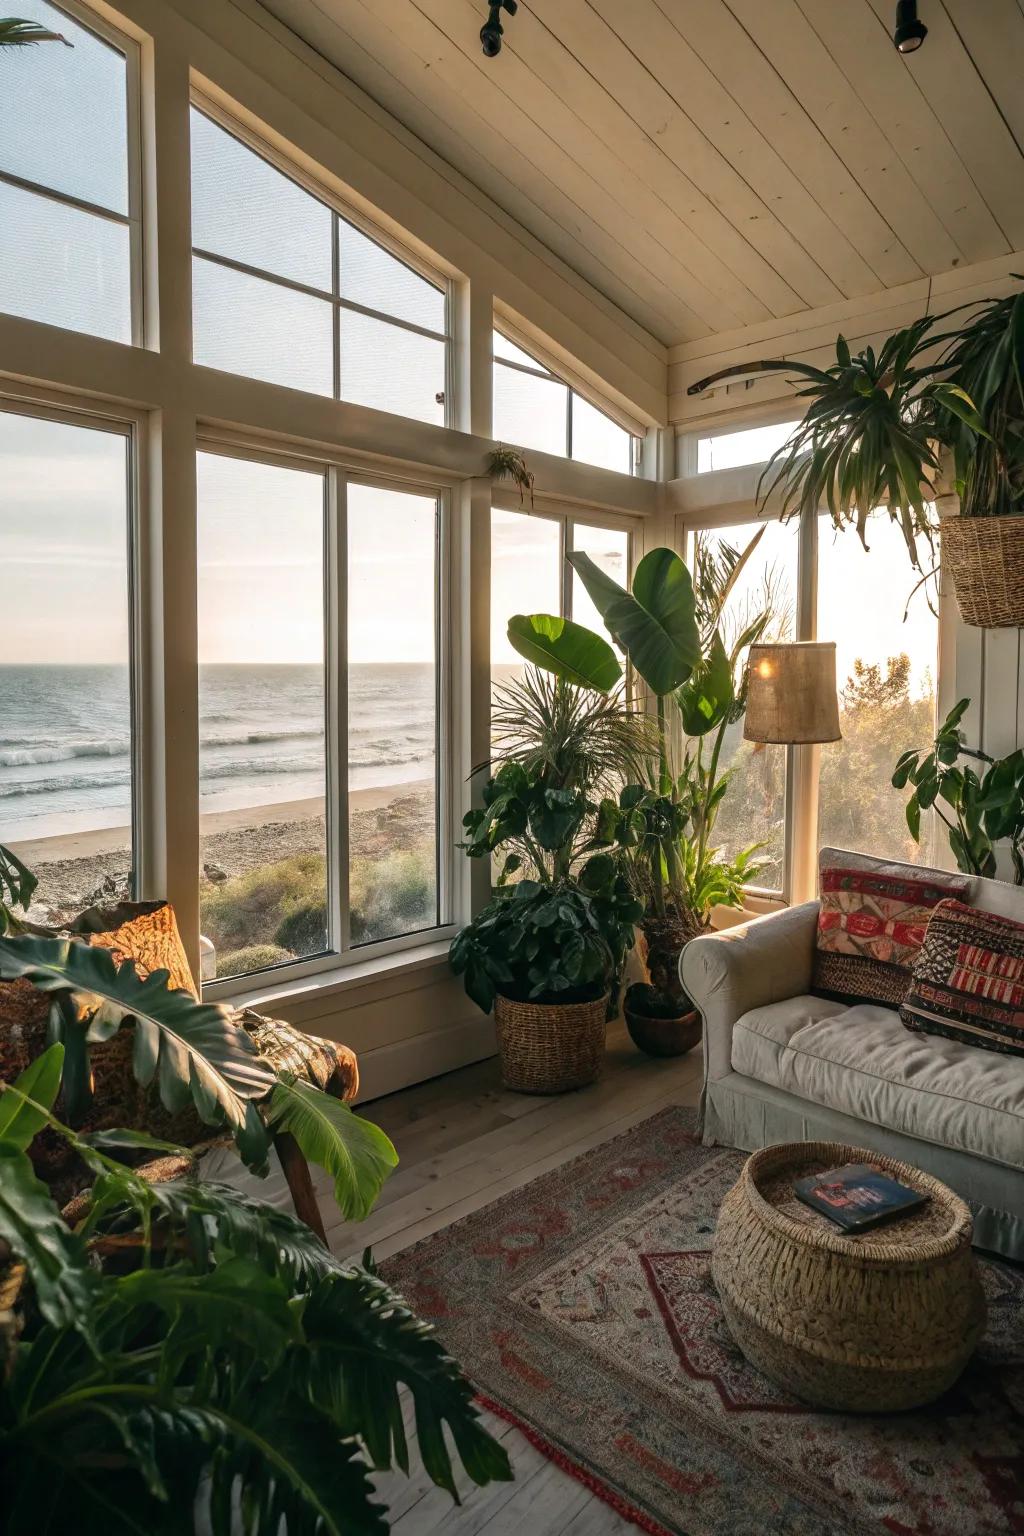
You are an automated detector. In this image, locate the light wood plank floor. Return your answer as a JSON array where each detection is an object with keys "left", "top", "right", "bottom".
[{"left": 328, "top": 1024, "right": 704, "bottom": 1535}]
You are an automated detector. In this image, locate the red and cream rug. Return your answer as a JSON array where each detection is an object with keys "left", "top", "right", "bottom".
[{"left": 381, "top": 1107, "right": 1024, "bottom": 1536}]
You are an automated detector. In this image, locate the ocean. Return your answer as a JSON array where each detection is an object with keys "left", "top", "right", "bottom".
[{"left": 0, "top": 662, "right": 437, "bottom": 844}]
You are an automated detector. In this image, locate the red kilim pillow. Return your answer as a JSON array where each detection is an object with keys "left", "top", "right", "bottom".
[
  {"left": 813, "top": 854, "right": 969, "bottom": 1008},
  {"left": 901, "top": 898, "right": 1024, "bottom": 1058}
]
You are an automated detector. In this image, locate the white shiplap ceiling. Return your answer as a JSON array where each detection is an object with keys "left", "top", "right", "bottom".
[{"left": 258, "top": 0, "right": 1024, "bottom": 347}]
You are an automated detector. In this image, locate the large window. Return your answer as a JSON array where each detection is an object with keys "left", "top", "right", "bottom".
[
  {"left": 191, "top": 105, "right": 448, "bottom": 423},
  {"left": 694, "top": 420, "right": 800, "bottom": 474},
  {"left": 492, "top": 330, "right": 638, "bottom": 474},
  {"left": 0, "top": 406, "right": 135, "bottom": 918},
  {"left": 694, "top": 519, "right": 799, "bottom": 891},
  {"left": 817, "top": 514, "right": 938, "bottom": 865},
  {"left": 197, "top": 450, "right": 448, "bottom": 984},
  {"left": 0, "top": 0, "right": 139, "bottom": 343}
]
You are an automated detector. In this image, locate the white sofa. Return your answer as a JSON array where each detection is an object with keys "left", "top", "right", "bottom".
[{"left": 681, "top": 849, "right": 1024, "bottom": 1259}]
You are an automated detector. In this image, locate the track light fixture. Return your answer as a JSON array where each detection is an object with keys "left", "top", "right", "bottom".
[
  {"left": 481, "top": 0, "right": 517, "bottom": 58},
  {"left": 894, "top": 0, "right": 927, "bottom": 53}
]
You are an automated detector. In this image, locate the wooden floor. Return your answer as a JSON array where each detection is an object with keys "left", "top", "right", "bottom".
[{"left": 326, "top": 1023, "right": 704, "bottom": 1535}]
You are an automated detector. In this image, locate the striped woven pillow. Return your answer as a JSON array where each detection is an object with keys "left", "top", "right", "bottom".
[{"left": 901, "top": 898, "right": 1024, "bottom": 1058}]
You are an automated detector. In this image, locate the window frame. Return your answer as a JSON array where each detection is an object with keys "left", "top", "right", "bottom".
[
  {"left": 0, "top": 0, "right": 144, "bottom": 346},
  {"left": 190, "top": 94, "right": 452, "bottom": 424},
  {"left": 492, "top": 325, "right": 641, "bottom": 475},
  {"left": 0, "top": 386, "right": 144, "bottom": 890},
  {"left": 196, "top": 435, "right": 457, "bottom": 1000}
]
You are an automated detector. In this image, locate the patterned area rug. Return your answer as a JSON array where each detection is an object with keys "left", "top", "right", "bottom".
[{"left": 380, "top": 1107, "right": 1024, "bottom": 1536}]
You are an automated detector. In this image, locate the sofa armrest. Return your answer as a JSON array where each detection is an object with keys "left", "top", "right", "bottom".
[{"left": 680, "top": 902, "right": 819, "bottom": 1081}]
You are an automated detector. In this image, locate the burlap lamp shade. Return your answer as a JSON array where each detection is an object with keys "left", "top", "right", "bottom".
[{"left": 744, "top": 642, "right": 841, "bottom": 744}]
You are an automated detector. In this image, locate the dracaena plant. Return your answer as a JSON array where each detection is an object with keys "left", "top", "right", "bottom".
[
  {"left": 687, "top": 317, "right": 986, "bottom": 569},
  {"left": 0, "top": 1046, "right": 511, "bottom": 1534},
  {"left": 892, "top": 698, "right": 1024, "bottom": 883}
]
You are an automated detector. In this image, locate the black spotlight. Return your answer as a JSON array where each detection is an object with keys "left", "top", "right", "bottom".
[
  {"left": 481, "top": 0, "right": 517, "bottom": 58},
  {"left": 894, "top": 0, "right": 927, "bottom": 53}
]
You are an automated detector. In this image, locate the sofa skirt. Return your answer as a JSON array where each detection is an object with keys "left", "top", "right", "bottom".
[{"left": 702, "top": 1071, "right": 1024, "bottom": 1262}]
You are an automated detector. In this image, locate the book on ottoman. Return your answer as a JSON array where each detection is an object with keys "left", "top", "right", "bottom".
[{"left": 794, "top": 1162, "right": 929, "bottom": 1233}]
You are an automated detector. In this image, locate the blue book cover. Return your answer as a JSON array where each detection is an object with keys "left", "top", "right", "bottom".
[{"left": 793, "top": 1163, "right": 929, "bottom": 1233}]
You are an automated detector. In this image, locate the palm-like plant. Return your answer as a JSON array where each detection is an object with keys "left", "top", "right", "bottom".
[
  {"left": 688, "top": 319, "right": 984, "bottom": 568},
  {"left": 0, "top": 1049, "right": 511, "bottom": 1534},
  {"left": 0, "top": 17, "right": 70, "bottom": 46}
]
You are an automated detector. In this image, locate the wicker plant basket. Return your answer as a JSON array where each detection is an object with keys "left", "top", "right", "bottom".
[
  {"left": 941, "top": 513, "right": 1024, "bottom": 628},
  {"left": 711, "top": 1141, "right": 986, "bottom": 1412},
  {"left": 494, "top": 991, "right": 608, "bottom": 1094}
]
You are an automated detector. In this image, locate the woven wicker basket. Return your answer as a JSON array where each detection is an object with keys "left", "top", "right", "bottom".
[
  {"left": 493, "top": 991, "right": 608, "bottom": 1094},
  {"left": 941, "top": 513, "right": 1024, "bottom": 628},
  {"left": 712, "top": 1141, "right": 986, "bottom": 1412}
]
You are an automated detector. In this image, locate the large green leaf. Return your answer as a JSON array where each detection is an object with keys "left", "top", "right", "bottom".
[
  {"left": 506, "top": 613, "right": 621, "bottom": 691},
  {"left": 0, "top": 1042, "right": 64, "bottom": 1150},
  {"left": 568, "top": 547, "right": 700, "bottom": 695},
  {"left": 0, "top": 935, "right": 275, "bottom": 1131},
  {"left": 0, "top": 1144, "right": 95, "bottom": 1335},
  {"left": 676, "top": 631, "right": 734, "bottom": 738},
  {"left": 267, "top": 1076, "right": 398, "bottom": 1221},
  {"left": 0, "top": 841, "right": 36, "bottom": 933}
]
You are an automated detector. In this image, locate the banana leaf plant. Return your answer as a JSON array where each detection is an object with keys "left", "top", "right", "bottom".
[
  {"left": 892, "top": 698, "right": 1024, "bottom": 882},
  {"left": 687, "top": 317, "right": 985, "bottom": 568},
  {"left": 0, "top": 1046, "right": 511, "bottom": 1533}
]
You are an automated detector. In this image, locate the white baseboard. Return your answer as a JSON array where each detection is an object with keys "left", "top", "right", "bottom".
[{"left": 353, "top": 1014, "right": 497, "bottom": 1104}]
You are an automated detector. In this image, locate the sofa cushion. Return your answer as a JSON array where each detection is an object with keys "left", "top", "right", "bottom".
[
  {"left": 812, "top": 848, "right": 968, "bottom": 1008},
  {"left": 731, "top": 995, "right": 1024, "bottom": 1170},
  {"left": 902, "top": 899, "right": 1024, "bottom": 1059}
]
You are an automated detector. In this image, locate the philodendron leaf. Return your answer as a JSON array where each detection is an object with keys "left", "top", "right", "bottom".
[
  {"left": 0, "top": 1143, "right": 96, "bottom": 1336},
  {"left": 0, "top": 935, "right": 275, "bottom": 1131},
  {"left": 568, "top": 547, "right": 700, "bottom": 696},
  {"left": 506, "top": 613, "right": 621, "bottom": 692},
  {"left": 0, "top": 1041, "right": 64, "bottom": 1150},
  {"left": 267, "top": 1076, "right": 398, "bottom": 1222}
]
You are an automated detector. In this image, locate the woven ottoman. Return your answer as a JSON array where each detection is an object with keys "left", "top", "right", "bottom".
[{"left": 711, "top": 1141, "right": 987, "bottom": 1412}]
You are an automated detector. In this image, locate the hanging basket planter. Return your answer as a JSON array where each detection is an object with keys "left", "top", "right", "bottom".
[{"left": 942, "top": 514, "right": 1024, "bottom": 629}]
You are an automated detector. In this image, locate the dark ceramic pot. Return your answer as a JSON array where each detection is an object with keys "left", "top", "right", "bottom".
[{"left": 624, "top": 983, "right": 702, "bottom": 1058}]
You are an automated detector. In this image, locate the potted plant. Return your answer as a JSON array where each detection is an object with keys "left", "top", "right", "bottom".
[
  {"left": 450, "top": 856, "right": 642, "bottom": 1093},
  {"left": 921, "top": 289, "right": 1024, "bottom": 626},
  {"left": 454, "top": 649, "right": 647, "bottom": 1092},
  {"left": 504, "top": 541, "right": 773, "bottom": 1057},
  {"left": 688, "top": 287, "right": 1024, "bottom": 625}
]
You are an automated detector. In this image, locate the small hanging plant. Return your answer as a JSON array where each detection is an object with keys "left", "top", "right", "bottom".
[{"left": 487, "top": 445, "right": 534, "bottom": 507}]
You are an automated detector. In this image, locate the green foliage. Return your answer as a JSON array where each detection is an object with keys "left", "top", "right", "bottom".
[
  {"left": 893, "top": 698, "right": 1024, "bottom": 882},
  {"left": 462, "top": 760, "right": 590, "bottom": 884},
  {"left": 486, "top": 445, "right": 534, "bottom": 506},
  {"left": 275, "top": 900, "right": 328, "bottom": 955},
  {"left": 267, "top": 1076, "right": 399, "bottom": 1222},
  {"left": 201, "top": 852, "right": 326, "bottom": 953},
  {"left": 0, "top": 843, "right": 36, "bottom": 935},
  {"left": 506, "top": 613, "right": 622, "bottom": 691},
  {"left": 450, "top": 866, "right": 642, "bottom": 1014},
  {"left": 216, "top": 942, "right": 291, "bottom": 979},
  {"left": 350, "top": 850, "right": 435, "bottom": 945},
  {"left": 923, "top": 287, "right": 1024, "bottom": 520},
  {"left": 0, "top": 1023, "right": 509, "bottom": 1533},
  {"left": 568, "top": 547, "right": 700, "bottom": 697}
]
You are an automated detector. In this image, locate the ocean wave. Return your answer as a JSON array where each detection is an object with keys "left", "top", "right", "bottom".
[
  {"left": 0, "top": 739, "right": 130, "bottom": 768},
  {"left": 202, "top": 728, "right": 325, "bottom": 750},
  {"left": 0, "top": 768, "right": 130, "bottom": 799}
]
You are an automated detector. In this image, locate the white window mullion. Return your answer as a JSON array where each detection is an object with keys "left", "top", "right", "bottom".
[{"left": 331, "top": 469, "right": 351, "bottom": 955}]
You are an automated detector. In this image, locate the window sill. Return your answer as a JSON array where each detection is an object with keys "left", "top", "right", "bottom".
[{"left": 217, "top": 937, "right": 454, "bottom": 1014}]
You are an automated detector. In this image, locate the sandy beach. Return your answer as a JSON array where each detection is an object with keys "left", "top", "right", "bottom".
[{"left": 14, "top": 778, "right": 436, "bottom": 924}]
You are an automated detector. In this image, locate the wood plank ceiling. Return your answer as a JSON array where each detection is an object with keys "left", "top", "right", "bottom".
[{"left": 259, "top": 0, "right": 1024, "bottom": 347}]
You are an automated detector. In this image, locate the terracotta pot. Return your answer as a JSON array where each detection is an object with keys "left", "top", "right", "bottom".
[{"left": 624, "top": 985, "right": 702, "bottom": 1058}]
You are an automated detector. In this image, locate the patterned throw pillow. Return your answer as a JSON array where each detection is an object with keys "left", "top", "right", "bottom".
[
  {"left": 812, "top": 853, "right": 970, "bottom": 1008},
  {"left": 901, "top": 899, "right": 1024, "bottom": 1058}
]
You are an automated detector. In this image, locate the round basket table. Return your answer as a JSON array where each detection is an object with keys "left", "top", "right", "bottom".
[{"left": 711, "top": 1142, "right": 987, "bottom": 1412}]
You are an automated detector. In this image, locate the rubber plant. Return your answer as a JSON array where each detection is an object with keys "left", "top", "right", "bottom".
[{"left": 0, "top": 1045, "right": 512, "bottom": 1534}]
